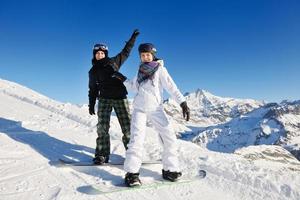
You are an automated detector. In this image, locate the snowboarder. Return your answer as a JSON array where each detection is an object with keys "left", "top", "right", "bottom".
[
  {"left": 121, "top": 43, "right": 190, "bottom": 187},
  {"left": 88, "top": 29, "right": 139, "bottom": 165}
]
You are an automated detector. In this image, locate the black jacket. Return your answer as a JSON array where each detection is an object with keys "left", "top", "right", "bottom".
[{"left": 88, "top": 36, "right": 136, "bottom": 106}]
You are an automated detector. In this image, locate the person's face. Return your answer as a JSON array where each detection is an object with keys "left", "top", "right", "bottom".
[
  {"left": 95, "top": 51, "right": 106, "bottom": 60},
  {"left": 140, "top": 52, "right": 154, "bottom": 62}
]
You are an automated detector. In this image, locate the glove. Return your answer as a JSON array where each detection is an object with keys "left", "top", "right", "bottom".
[
  {"left": 180, "top": 101, "right": 190, "bottom": 121},
  {"left": 112, "top": 71, "right": 127, "bottom": 82},
  {"left": 130, "top": 29, "right": 140, "bottom": 39},
  {"left": 89, "top": 104, "right": 95, "bottom": 115}
]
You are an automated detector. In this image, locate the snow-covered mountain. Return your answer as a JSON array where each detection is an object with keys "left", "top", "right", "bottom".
[
  {"left": 1, "top": 78, "right": 300, "bottom": 200},
  {"left": 192, "top": 101, "right": 300, "bottom": 160},
  {"left": 163, "top": 89, "right": 264, "bottom": 127},
  {"left": 235, "top": 145, "right": 300, "bottom": 170}
]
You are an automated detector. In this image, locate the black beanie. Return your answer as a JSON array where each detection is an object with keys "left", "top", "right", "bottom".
[{"left": 138, "top": 43, "right": 157, "bottom": 55}]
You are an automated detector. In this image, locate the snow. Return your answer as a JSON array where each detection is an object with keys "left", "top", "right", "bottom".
[
  {"left": 164, "top": 88, "right": 264, "bottom": 133},
  {"left": 0, "top": 78, "right": 300, "bottom": 200},
  {"left": 191, "top": 100, "right": 300, "bottom": 160}
]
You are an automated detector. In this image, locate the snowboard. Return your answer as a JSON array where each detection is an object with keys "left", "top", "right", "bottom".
[
  {"left": 55, "top": 158, "right": 162, "bottom": 167},
  {"left": 78, "top": 170, "right": 207, "bottom": 195}
]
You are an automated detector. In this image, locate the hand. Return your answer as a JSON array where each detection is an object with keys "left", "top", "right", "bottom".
[
  {"left": 112, "top": 71, "right": 127, "bottom": 82},
  {"left": 180, "top": 101, "right": 190, "bottom": 121},
  {"left": 89, "top": 104, "right": 95, "bottom": 115},
  {"left": 131, "top": 29, "right": 140, "bottom": 39}
]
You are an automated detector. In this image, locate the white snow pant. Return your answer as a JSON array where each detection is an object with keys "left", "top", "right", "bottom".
[{"left": 124, "top": 107, "right": 180, "bottom": 173}]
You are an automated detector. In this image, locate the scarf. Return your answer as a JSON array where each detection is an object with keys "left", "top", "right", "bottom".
[{"left": 137, "top": 61, "right": 160, "bottom": 84}]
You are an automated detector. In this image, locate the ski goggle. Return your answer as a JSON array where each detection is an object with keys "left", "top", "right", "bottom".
[{"left": 93, "top": 44, "right": 108, "bottom": 51}]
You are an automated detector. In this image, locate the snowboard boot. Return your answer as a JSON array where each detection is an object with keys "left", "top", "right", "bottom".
[
  {"left": 162, "top": 169, "right": 182, "bottom": 182},
  {"left": 93, "top": 155, "right": 109, "bottom": 165},
  {"left": 124, "top": 172, "right": 142, "bottom": 187}
]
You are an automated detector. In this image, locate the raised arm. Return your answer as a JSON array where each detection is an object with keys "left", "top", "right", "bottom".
[{"left": 112, "top": 29, "right": 140, "bottom": 70}]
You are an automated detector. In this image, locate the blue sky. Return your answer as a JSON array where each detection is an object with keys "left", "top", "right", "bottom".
[{"left": 0, "top": 0, "right": 299, "bottom": 104}]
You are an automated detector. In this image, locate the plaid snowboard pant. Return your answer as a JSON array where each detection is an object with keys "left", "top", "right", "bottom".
[{"left": 95, "top": 98, "right": 131, "bottom": 157}]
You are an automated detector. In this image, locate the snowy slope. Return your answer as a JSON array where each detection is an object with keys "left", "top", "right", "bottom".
[
  {"left": 1, "top": 78, "right": 300, "bottom": 200},
  {"left": 192, "top": 101, "right": 300, "bottom": 160}
]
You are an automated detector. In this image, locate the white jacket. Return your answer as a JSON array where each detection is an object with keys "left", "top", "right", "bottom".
[{"left": 125, "top": 60, "right": 185, "bottom": 112}]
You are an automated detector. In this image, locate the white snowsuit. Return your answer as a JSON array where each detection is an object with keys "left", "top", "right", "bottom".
[{"left": 124, "top": 60, "right": 185, "bottom": 173}]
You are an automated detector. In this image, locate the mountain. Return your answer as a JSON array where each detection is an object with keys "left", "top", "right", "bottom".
[
  {"left": 192, "top": 101, "right": 300, "bottom": 160},
  {"left": 164, "top": 89, "right": 264, "bottom": 126},
  {"left": 163, "top": 89, "right": 264, "bottom": 137},
  {"left": 0, "top": 78, "right": 299, "bottom": 200},
  {"left": 235, "top": 145, "right": 300, "bottom": 170}
]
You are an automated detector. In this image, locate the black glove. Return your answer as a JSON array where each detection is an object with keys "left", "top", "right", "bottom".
[
  {"left": 130, "top": 29, "right": 140, "bottom": 39},
  {"left": 112, "top": 71, "right": 127, "bottom": 82},
  {"left": 89, "top": 104, "right": 95, "bottom": 115},
  {"left": 180, "top": 101, "right": 190, "bottom": 121}
]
